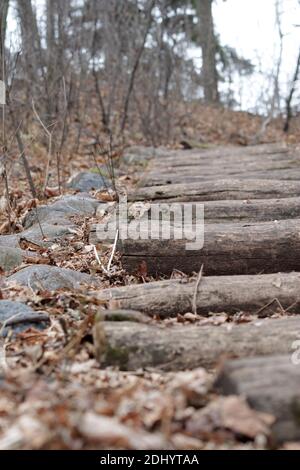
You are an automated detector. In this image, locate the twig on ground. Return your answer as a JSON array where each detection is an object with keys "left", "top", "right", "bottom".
[
  {"left": 32, "top": 99, "right": 57, "bottom": 193},
  {"left": 255, "top": 297, "right": 286, "bottom": 317},
  {"left": 92, "top": 244, "right": 109, "bottom": 275},
  {"left": 107, "top": 229, "right": 119, "bottom": 272},
  {"left": 2, "top": 164, "right": 12, "bottom": 234},
  {"left": 91, "top": 148, "right": 109, "bottom": 192},
  {"left": 0, "top": 313, "right": 23, "bottom": 338}
]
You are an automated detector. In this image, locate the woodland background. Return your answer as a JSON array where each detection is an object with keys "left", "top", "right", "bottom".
[{"left": 1, "top": 0, "right": 300, "bottom": 163}]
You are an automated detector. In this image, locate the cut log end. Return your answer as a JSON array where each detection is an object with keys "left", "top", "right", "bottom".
[{"left": 215, "top": 355, "right": 300, "bottom": 443}]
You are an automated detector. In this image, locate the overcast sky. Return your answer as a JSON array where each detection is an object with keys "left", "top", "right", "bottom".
[{"left": 214, "top": 0, "right": 300, "bottom": 110}]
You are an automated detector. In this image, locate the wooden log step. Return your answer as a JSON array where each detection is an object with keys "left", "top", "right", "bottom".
[
  {"left": 151, "top": 150, "right": 292, "bottom": 166},
  {"left": 97, "top": 272, "right": 300, "bottom": 318},
  {"left": 150, "top": 158, "right": 298, "bottom": 173},
  {"left": 150, "top": 198, "right": 300, "bottom": 224},
  {"left": 151, "top": 155, "right": 295, "bottom": 170},
  {"left": 89, "top": 200, "right": 300, "bottom": 242},
  {"left": 149, "top": 145, "right": 291, "bottom": 167},
  {"left": 151, "top": 143, "right": 289, "bottom": 161},
  {"left": 146, "top": 164, "right": 300, "bottom": 181},
  {"left": 119, "top": 219, "right": 300, "bottom": 276},
  {"left": 215, "top": 355, "right": 300, "bottom": 443},
  {"left": 128, "top": 179, "right": 300, "bottom": 202},
  {"left": 142, "top": 169, "right": 300, "bottom": 186},
  {"left": 93, "top": 317, "right": 300, "bottom": 371}
]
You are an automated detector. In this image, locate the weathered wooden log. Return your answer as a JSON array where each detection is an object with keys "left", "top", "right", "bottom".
[
  {"left": 89, "top": 199, "right": 300, "bottom": 243},
  {"left": 93, "top": 317, "right": 300, "bottom": 371},
  {"left": 119, "top": 218, "right": 300, "bottom": 276},
  {"left": 149, "top": 145, "right": 290, "bottom": 167},
  {"left": 215, "top": 355, "right": 300, "bottom": 443},
  {"left": 151, "top": 143, "right": 289, "bottom": 161},
  {"left": 129, "top": 179, "right": 300, "bottom": 202},
  {"left": 97, "top": 272, "right": 300, "bottom": 318},
  {"left": 153, "top": 198, "right": 300, "bottom": 224},
  {"left": 143, "top": 169, "right": 300, "bottom": 186},
  {"left": 151, "top": 151, "right": 293, "bottom": 168},
  {"left": 149, "top": 158, "right": 299, "bottom": 173}
]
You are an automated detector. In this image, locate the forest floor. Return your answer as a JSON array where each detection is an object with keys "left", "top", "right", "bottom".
[{"left": 1, "top": 107, "right": 300, "bottom": 450}]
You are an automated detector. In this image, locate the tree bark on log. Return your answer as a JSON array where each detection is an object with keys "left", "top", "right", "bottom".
[
  {"left": 151, "top": 150, "right": 292, "bottom": 167},
  {"left": 97, "top": 272, "right": 300, "bottom": 318},
  {"left": 128, "top": 179, "right": 300, "bottom": 202},
  {"left": 215, "top": 355, "right": 300, "bottom": 443},
  {"left": 89, "top": 199, "right": 300, "bottom": 245},
  {"left": 149, "top": 144, "right": 290, "bottom": 167},
  {"left": 162, "top": 198, "right": 300, "bottom": 224},
  {"left": 149, "top": 158, "right": 298, "bottom": 173},
  {"left": 119, "top": 218, "right": 300, "bottom": 276},
  {"left": 93, "top": 317, "right": 300, "bottom": 371},
  {"left": 143, "top": 169, "right": 300, "bottom": 186}
]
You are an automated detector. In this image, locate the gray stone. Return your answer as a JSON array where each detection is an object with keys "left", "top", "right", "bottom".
[
  {"left": 122, "top": 146, "right": 167, "bottom": 165},
  {"left": 23, "top": 195, "right": 101, "bottom": 229},
  {"left": 0, "top": 300, "right": 50, "bottom": 337},
  {"left": 0, "top": 224, "right": 74, "bottom": 250},
  {"left": 23, "top": 224, "right": 73, "bottom": 244},
  {"left": 68, "top": 172, "right": 111, "bottom": 192},
  {"left": 0, "top": 235, "right": 19, "bottom": 248},
  {"left": 0, "top": 247, "right": 23, "bottom": 272},
  {"left": 8, "top": 265, "right": 98, "bottom": 291}
]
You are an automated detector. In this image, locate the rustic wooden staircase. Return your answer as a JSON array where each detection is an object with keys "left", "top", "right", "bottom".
[{"left": 93, "top": 143, "right": 300, "bottom": 442}]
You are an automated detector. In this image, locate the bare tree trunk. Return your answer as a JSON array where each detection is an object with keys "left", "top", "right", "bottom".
[
  {"left": 9, "top": 104, "right": 37, "bottom": 198},
  {"left": 0, "top": 0, "right": 9, "bottom": 80},
  {"left": 251, "top": 0, "right": 283, "bottom": 143},
  {"left": 46, "top": 0, "right": 56, "bottom": 119},
  {"left": 91, "top": 15, "right": 109, "bottom": 132},
  {"left": 284, "top": 48, "right": 300, "bottom": 132},
  {"left": 196, "top": 0, "right": 219, "bottom": 104},
  {"left": 16, "top": 0, "right": 42, "bottom": 87},
  {"left": 120, "top": 0, "right": 156, "bottom": 133}
]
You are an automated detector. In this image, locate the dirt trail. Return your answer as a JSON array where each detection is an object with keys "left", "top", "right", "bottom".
[{"left": 1, "top": 143, "right": 300, "bottom": 449}]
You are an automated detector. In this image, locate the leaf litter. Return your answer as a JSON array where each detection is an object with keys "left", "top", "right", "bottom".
[{"left": 0, "top": 144, "right": 293, "bottom": 451}]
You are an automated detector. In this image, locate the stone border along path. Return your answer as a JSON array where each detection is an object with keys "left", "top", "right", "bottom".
[
  {"left": 2, "top": 143, "right": 300, "bottom": 442},
  {"left": 0, "top": 193, "right": 104, "bottom": 336}
]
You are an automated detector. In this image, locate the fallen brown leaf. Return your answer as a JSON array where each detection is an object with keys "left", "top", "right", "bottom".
[
  {"left": 78, "top": 412, "right": 167, "bottom": 450},
  {"left": 187, "top": 396, "right": 275, "bottom": 440}
]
